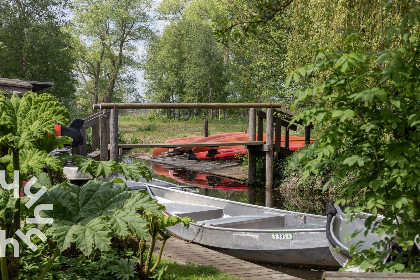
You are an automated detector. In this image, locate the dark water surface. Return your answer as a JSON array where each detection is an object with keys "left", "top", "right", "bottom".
[{"left": 125, "top": 157, "right": 333, "bottom": 279}]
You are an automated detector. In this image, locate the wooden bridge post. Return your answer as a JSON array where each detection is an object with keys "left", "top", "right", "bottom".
[
  {"left": 274, "top": 117, "right": 281, "bottom": 153},
  {"left": 99, "top": 111, "right": 109, "bottom": 161},
  {"left": 204, "top": 119, "right": 209, "bottom": 137},
  {"left": 72, "top": 145, "right": 81, "bottom": 155},
  {"left": 248, "top": 109, "right": 256, "bottom": 142},
  {"left": 248, "top": 108, "right": 256, "bottom": 204},
  {"left": 305, "top": 126, "right": 311, "bottom": 145},
  {"left": 257, "top": 111, "right": 264, "bottom": 141},
  {"left": 110, "top": 108, "right": 119, "bottom": 161},
  {"left": 265, "top": 108, "right": 274, "bottom": 207},
  {"left": 80, "top": 126, "right": 87, "bottom": 156},
  {"left": 92, "top": 124, "right": 100, "bottom": 151},
  {"left": 284, "top": 125, "right": 290, "bottom": 149}
]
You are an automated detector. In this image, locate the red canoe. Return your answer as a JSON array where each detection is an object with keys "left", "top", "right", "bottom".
[{"left": 152, "top": 132, "right": 315, "bottom": 159}]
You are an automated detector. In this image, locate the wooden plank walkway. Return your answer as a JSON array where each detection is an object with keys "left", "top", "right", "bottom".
[
  {"left": 130, "top": 153, "right": 248, "bottom": 181},
  {"left": 157, "top": 237, "right": 301, "bottom": 280},
  {"left": 323, "top": 271, "right": 420, "bottom": 279},
  {"left": 119, "top": 141, "right": 264, "bottom": 149}
]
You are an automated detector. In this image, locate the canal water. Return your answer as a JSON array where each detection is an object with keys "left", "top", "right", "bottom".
[
  {"left": 125, "top": 157, "right": 333, "bottom": 279},
  {"left": 126, "top": 157, "right": 273, "bottom": 207}
]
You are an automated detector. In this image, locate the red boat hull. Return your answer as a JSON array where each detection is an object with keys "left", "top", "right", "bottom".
[{"left": 152, "top": 132, "right": 315, "bottom": 158}]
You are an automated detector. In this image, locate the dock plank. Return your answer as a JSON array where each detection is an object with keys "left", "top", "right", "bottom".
[
  {"left": 119, "top": 141, "right": 264, "bottom": 149},
  {"left": 129, "top": 153, "right": 248, "bottom": 181},
  {"left": 323, "top": 271, "right": 420, "bottom": 279}
]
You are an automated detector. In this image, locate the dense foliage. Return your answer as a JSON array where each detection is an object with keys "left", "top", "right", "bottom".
[
  {"left": 286, "top": 7, "right": 420, "bottom": 271},
  {"left": 285, "top": 0, "right": 418, "bottom": 72},
  {"left": 0, "top": 93, "right": 190, "bottom": 279},
  {"left": 0, "top": 0, "right": 76, "bottom": 106}
]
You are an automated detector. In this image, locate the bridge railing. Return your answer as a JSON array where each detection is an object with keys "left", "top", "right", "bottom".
[{"left": 82, "top": 103, "right": 312, "bottom": 207}]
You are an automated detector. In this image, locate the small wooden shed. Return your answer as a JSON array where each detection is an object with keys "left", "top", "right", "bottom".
[{"left": 0, "top": 78, "right": 54, "bottom": 97}]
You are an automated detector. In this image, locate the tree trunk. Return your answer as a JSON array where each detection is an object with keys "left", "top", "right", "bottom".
[{"left": 106, "top": 77, "right": 116, "bottom": 103}]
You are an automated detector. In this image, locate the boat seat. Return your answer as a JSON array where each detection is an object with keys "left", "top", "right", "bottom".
[
  {"left": 270, "top": 223, "right": 325, "bottom": 230},
  {"left": 197, "top": 214, "right": 286, "bottom": 229},
  {"left": 164, "top": 202, "right": 224, "bottom": 221}
]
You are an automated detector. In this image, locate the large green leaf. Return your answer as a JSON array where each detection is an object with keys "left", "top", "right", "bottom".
[
  {"left": 0, "top": 92, "right": 70, "bottom": 150},
  {"left": 71, "top": 154, "right": 152, "bottom": 181},
  {"left": 0, "top": 92, "right": 71, "bottom": 178},
  {"left": 19, "top": 149, "right": 63, "bottom": 175},
  {"left": 42, "top": 180, "right": 160, "bottom": 255}
]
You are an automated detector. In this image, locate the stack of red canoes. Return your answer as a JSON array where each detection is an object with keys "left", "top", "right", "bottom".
[{"left": 152, "top": 132, "right": 315, "bottom": 160}]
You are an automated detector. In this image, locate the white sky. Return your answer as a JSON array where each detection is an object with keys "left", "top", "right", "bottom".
[
  {"left": 134, "top": 2, "right": 169, "bottom": 100},
  {"left": 135, "top": 19, "right": 168, "bottom": 99}
]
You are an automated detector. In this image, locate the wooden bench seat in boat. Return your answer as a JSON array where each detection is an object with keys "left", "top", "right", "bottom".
[
  {"left": 164, "top": 202, "right": 224, "bottom": 221},
  {"left": 196, "top": 214, "right": 286, "bottom": 229}
]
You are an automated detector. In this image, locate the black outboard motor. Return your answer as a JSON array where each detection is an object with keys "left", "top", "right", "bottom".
[
  {"left": 59, "top": 118, "right": 85, "bottom": 147},
  {"left": 187, "top": 149, "right": 197, "bottom": 160},
  {"left": 205, "top": 149, "right": 219, "bottom": 160}
]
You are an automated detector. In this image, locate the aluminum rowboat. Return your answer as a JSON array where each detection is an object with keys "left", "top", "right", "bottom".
[{"left": 147, "top": 184, "right": 339, "bottom": 268}]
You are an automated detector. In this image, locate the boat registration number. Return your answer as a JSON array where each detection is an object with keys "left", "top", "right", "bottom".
[{"left": 272, "top": 233, "right": 293, "bottom": 240}]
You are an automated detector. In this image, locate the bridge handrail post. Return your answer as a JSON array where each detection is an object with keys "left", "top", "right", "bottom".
[
  {"left": 110, "top": 108, "right": 119, "bottom": 161},
  {"left": 265, "top": 107, "right": 274, "bottom": 207},
  {"left": 247, "top": 108, "right": 257, "bottom": 204},
  {"left": 99, "top": 110, "right": 109, "bottom": 161}
]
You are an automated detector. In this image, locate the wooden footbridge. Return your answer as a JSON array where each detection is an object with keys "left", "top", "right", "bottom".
[{"left": 74, "top": 103, "right": 312, "bottom": 207}]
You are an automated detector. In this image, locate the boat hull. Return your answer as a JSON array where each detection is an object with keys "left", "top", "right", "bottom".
[
  {"left": 166, "top": 223, "right": 338, "bottom": 268},
  {"left": 326, "top": 204, "right": 392, "bottom": 267},
  {"left": 148, "top": 185, "right": 340, "bottom": 268},
  {"left": 152, "top": 133, "right": 316, "bottom": 157}
]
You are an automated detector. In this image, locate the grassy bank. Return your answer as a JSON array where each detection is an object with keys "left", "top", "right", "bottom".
[
  {"left": 161, "top": 259, "right": 241, "bottom": 280},
  {"left": 119, "top": 113, "right": 249, "bottom": 153},
  {"left": 118, "top": 112, "right": 311, "bottom": 154}
]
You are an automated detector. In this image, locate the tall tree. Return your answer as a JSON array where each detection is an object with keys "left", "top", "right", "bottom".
[
  {"left": 143, "top": 1, "right": 227, "bottom": 116},
  {"left": 0, "top": 0, "right": 76, "bottom": 105},
  {"left": 226, "top": 14, "right": 290, "bottom": 103},
  {"left": 284, "top": 0, "right": 417, "bottom": 72},
  {"left": 71, "top": 0, "right": 152, "bottom": 112},
  {"left": 143, "top": 23, "right": 185, "bottom": 105}
]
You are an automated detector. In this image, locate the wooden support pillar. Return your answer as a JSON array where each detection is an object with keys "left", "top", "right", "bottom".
[
  {"left": 91, "top": 123, "right": 100, "bottom": 151},
  {"left": 99, "top": 113, "right": 109, "bottom": 161},
  {"left": 265, "top": 108, "right": 274, "bottom": 207},
  {"left": 284, "top": 125, "right": 290, "bottom": 150},
  {"left": 204, "top": 119, "right": 209, "bottom": 137},
  {"left": 274, "top": 117, "right": 281, "bottom": 152},
  {"left": 305, "top": 126, "right": 311, "bottom": 145},
  {"left": 248, "top": 108, "right": 256, "bottom": 204},
  {"left": 257, "top": 111, "right": 264, "bottom": 141},
  {"left": 249, "top": 109, "right": 256, "bottom": 140},
  {"left": 110, "top": 108, "right": 119, "bottom": 161},
  {"left": 72, "top": 145, "right": 81, "bottom": 155},
  {"left": 80, "top": 127, "right": 87, "bottom": 156}
]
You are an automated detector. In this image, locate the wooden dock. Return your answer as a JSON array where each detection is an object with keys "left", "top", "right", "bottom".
[
  {"left": 77, "top": 103, "right": 313, "bottom": 207},
  {"left": 322, "top": 271, "right": 420, "bottom": 279},
  {"left": 156, "top": 237, "right": 301, "bottom": 280},
  {"left": 130, "top": 153, "right": 247, "bottom": 181},
  {"left": 119, "top": 140, "right": 264, "bottom": 149}
]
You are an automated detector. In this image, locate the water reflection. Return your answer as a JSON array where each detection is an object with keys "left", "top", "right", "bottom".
[
  {"left": 152, "top": 163, "right": 248, "bottom": 191},
  {"left": 125, "top": 157, "right": 274, "bottom": 207}
]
